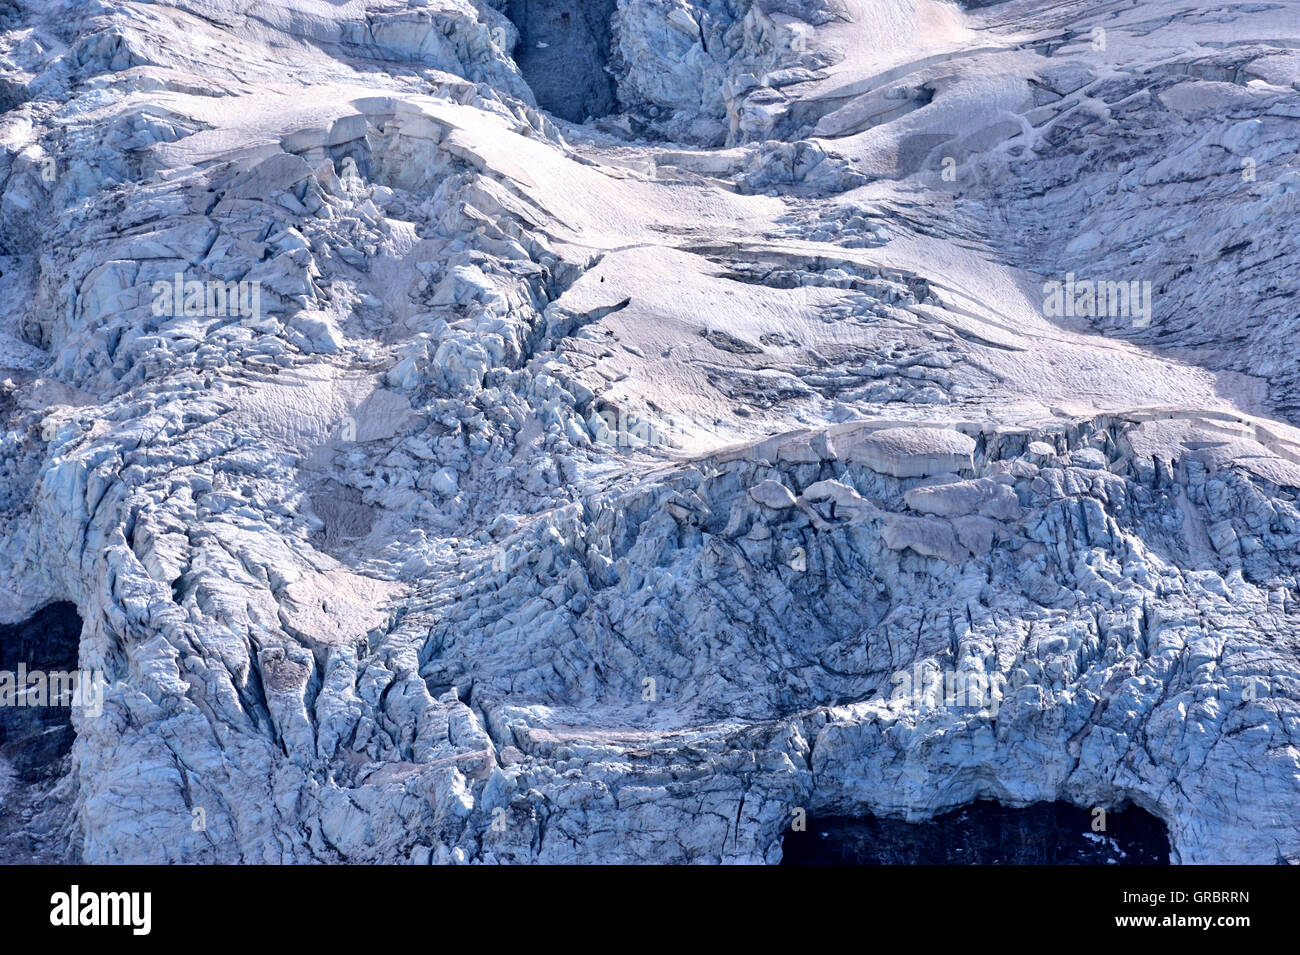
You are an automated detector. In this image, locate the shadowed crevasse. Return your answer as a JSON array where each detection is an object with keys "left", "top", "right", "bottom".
[
  {"left": 506, "top": 0, "right": 619, "bottom": 122},
  {"left": 782, "top": 801, "right": 1172, "bottom": 865},
  {"left": 0, "top": 601, "right": 82, "bottom": 778},
  {"left": 0, "top": 602, "right": 83, "bottom": 863}
]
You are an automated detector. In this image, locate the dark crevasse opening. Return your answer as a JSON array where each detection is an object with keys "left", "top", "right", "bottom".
[
  {"left": 0, "top": 602, "right": 83, "bottom": 863},
  {"left": 506, "top": 0, "right": 619, "bottom": 123},
  {"left": 0, "top": 601, "right": 81, "bottom": 777},
  {"left": 782, "top": 801, "right": 1171, "bottom": 865}
]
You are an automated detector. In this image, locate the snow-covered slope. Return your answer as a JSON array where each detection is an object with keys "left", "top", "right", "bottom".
[{"left": 0, "top": 0, "right": 1297, "bottom": 863}]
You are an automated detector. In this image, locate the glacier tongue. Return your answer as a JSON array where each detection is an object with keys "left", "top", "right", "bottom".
[{"left": 0, "top": 0, "right": 1297, "bottom": 863}]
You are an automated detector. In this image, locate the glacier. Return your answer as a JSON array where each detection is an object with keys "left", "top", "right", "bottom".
[{"left": 0, "top": 0, "right": 1297, "bottom": 863}]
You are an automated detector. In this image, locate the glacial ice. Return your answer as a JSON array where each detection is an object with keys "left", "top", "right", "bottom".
[{"left": 0, "top": 0, "right": 1297, "bottom": 863}]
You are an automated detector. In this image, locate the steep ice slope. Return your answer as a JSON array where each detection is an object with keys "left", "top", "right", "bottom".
[{"left": 0, "top": 0, "right": 1296, "bottom": 863}]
